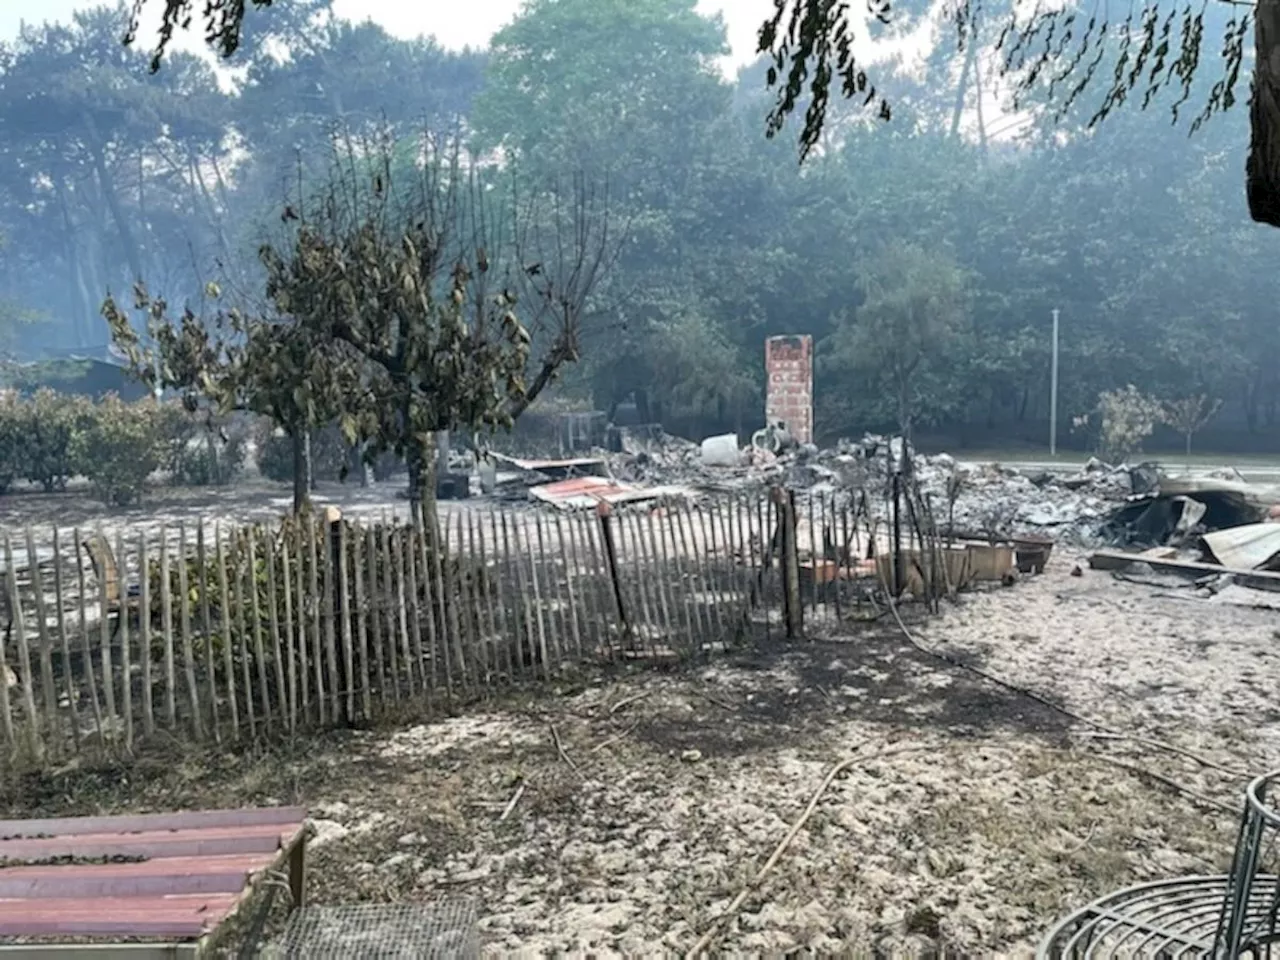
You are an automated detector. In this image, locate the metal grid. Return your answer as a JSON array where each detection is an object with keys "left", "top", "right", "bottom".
[
  {"left": 1039, "top": 769, "right": 1280, "bottom": 958},
  {"left": 1037, "top": 874, "right": 1279, "bottom": 957},
  {"left": 271, "top": 901, "right": 481, "bottom": 959}
]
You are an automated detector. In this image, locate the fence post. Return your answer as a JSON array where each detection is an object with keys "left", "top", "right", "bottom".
[
  {"left": 772, "top": 487, "right": 803, "bottom": 639},
  {"left": 596, "top": 503, "right": 630, "bottom": 642}
]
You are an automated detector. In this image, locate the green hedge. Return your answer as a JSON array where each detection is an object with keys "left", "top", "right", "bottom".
[{"left": 0, "top": 389, "right": 247, "bottom": 504}]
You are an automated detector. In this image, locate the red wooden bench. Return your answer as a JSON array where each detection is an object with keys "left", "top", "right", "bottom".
[{"left": 0, "top": 805, "right": 309, "bottom": 957}]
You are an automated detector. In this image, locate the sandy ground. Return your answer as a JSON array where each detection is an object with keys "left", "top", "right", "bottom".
[{"left": 3, "top": 545, "right": 1276, "bottom": 955}]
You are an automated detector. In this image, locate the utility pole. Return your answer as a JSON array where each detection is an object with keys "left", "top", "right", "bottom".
[{"left": 1050, "top": 308, "right": 1060, "bottom": 456}]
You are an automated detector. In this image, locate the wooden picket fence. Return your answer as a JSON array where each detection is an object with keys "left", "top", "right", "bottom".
[{"left": 0, "top": 482, "right": 952, "bottom": 774}]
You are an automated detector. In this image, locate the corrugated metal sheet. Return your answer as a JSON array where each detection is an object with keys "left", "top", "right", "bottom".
[
  {"left": 0, "top": 805, "right": 306, "bottom": 941},
  {"left": 1202, "top": 523, "right": 1280, "bottom": 570},
  {"left": 491, "top": 453, "right": 608, "bottom": 478},
  {"left": 529, "top": 476, "right": 636, "bottom": 509},
  {"left": 529, "top": 478, "right": 691, "bottom": 510}
]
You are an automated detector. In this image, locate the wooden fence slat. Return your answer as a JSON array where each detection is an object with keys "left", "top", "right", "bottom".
[
  {"left": 114, "top": 529, "right": 132, "bottom": 752},
  {"left": 263, "top": 529, "right": 287, "bottom": 731},
  {"left": 532, "top": 513, "right": 563, "bottom": 668},
  {"left": 452, "top": 515, "right": 477, "bottom": 691},
  {"left": 573, "top": 512, "right": 601, "bottom": 655},
  {"left": 377, "top": 525, "right": 400, "bottom": 704},
  {"left": 622, "top": 512, "right": 655, "bottom": 656},
  {"left": 292, "top": 521, "right": 308, "bottom": 725},
  {"left": 214, "top": 528, "right": 239, "bottom": 738},
  {"left": 137, "top": 535, "right": 154, "bottom": 738},
  {"left": 434, "top": 516, "right": 461, "bottom": 696},
  {"left": 681, "top": 503, "right": 719, "bottom": 644},
  {"left": 279, "top": 529, "right": 297, "bottom": 734},
  {"left": 500, "top": 512, "right": 533, "bottom": 677},
  {"left": 320, "top": 518, "right": 341, "bottom": 719},
  {"left": 157, "top": 525, "right": 175, "bottom": 729},
  {"left": 598, "top": 507, "right": 630, "bottom": 656},
  {"left": 488, "top": 509, "right": 518, "bottom": 678},
  {"left": 196, "top": 525, "right": 219, "bottom": 742},
  {"left": 337, "top": 522, "right": 357, "bottom": 722},
  {"left": 403, "top": 528, "right": 428, "bottom": 705},
  {"left": 642, "top": 511, "right": 674, "bottom": 647},
  {"left": 661, "top": 507, "right": 695, "bottom": 645},
  {"left": 24, "top": 528, "right": 57, "bottom": 755},
  {"left": 479, "top": 511, "right": 507, "bottom": 681},
  {"left": 365, "top": 527, "right": 387, "bottom": 708},
  {"left": 702, "top": 502, "right": 728, "bottom": 638},
  {"left": 407, "top": 524, "right": 428, "bottom": 694},
  {"left": 391, "top": 527, "right": 415, "bottom": 699},
  {"left": 583, "top": 509, "right": 614, "bottom": 659},
  {"left": 177, "top": 524, "right": 203, "bottom": 740},
  {"left": 351, "top": 528, "right": 372, "bottom": 719},
  {"left": 6, "top": 534, "right": 42, "bottom": 757},
  {"left": 94, "top": 524, "right": 117, "bottom": 739},
  {"left": 553, "top": 516, "right": 582, "bottom": 661},
  {"left": 230, "top": 532, "right": 256, "bottom": 737},
  {"left": 562, "top": 512, "right": 593, "bottom": 659},
  {"left": 415, "top": 520, "right": 440, "bottom": 693},
  {"left": 306, "top": 518, "right": 324, "bottom": 725},
  {"left": 1, "top": 537, "right": 26, "bottom": 754},
  {"left": 246, "top": 530, "right": 271, "bottom": 727},
  {"left": 466, "top": 511, "right": 495, "bottom": 687},
  {"left": 522, "top": 514, "right": 550, "bottom": 677},
  {"left": 73, "top": 528, "right": 103, "bottom": 743},
  {"left": 51, "top": 527, "right": 81, "bottom": 751}
]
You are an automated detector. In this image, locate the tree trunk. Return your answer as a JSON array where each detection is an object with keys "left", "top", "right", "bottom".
[
  {"left": 305, "top": 432, "right": 316, "bottom": 491},
  {"left": 291, "top": 430, "right": 310, "bottom": 514},
  {"left": 1249, "top": 0, "right": 1280, "bottom": 226},
  {"left": 85, "top": 133, "right": 146, "bottom": 285},
  {"left": 407, "top": 441, "right": 441, "bottom": 546}
]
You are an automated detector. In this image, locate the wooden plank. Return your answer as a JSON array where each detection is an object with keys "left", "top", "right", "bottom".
[
  {"left": 158, "top": 525, "right": 174, "bottom": 729},
  {"left": 114, "top": 531, "right": 132, "bottom": 751},
  {"left": 230, "top": 532, "right": 255, "bottom": 738},
  {"left": 0, "top": 852, "right": 277, "bottom": 899},
  {"left": 279, "top": 529, "right": 298, "bottom": 734},
  {"left": 377, "top": 525, "right": 400, "bottom": 703},
  {"left": 365, "top": 527, "right": 387, "bottom": 705},
  {"left": 415, "top": 519, "right": 440, "bottom": 693},
  {"left": 5, "top": 535, "right": 42, "bottom": 759},
  {"left": 0, "top": 824, "right": 297, "bottom": 861},
  {"left": 306, "top": 519, "right": 324, "bottom": 725},
  {"left": 196, "top": 526, "right": 218, "bottom": 743},
  {"left": 214, "top": 530, "right": 239, "bottom": 737},
  {"left": 246, "top": 531, "right": 271, "bottom": 726},
  {"left": 402, "top": 528, "right": 428, "bottom": 706},
  {"left": 0, "top": 893, "right": 239, "bottom": 937},
  {"left": 25, "top": 528, "right": 57, "bottom": 755},
  {"left": 176, "top": 524, "right": 202, "bottom": 740},
  {"left": 137, "top": 535, "right": 154, "bottom": 739},
  {"left": 73, "top": 528, "right": 103, "bottom": 742},
  {"left": 320, "top": 519, "right": 341, "bottom": 719},
  {"left": 51, "top": 527, "right": 81, "bottom": 752},
  {"left": 337, "top": 521, "right": 357, "bottom": 722},
  {"left": 264, "top": 530, "right": 287, "bottom": 731},
  {"left": 1088, "top": 549, "right": 1280, "bottom": 591},
  {"left": 0, "top": 806, "right": 307, "bottom": 838},
  {"left": 390, "top": 528, "right": 415, "bottom": 698},
  {"left": 0, "top": 943, "right": 201, "bottom": 958},
  {"left": 350, "top": 529, "right": 372, "bottom": 716}
]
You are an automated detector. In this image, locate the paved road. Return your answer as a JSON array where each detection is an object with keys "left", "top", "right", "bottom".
[{"left": 958, "top": 457, "right": 1280, "bottom": 484}]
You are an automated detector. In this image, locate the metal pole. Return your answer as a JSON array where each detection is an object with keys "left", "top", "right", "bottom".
[{"left": 1050, "top": 308, "right": 1060, "bottom": 456}]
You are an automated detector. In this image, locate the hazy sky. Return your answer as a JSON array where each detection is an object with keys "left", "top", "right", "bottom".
[{"left": 0, "top": 0, "right": 774, "bottom": 73}]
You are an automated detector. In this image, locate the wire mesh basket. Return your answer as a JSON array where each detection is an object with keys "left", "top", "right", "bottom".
[
  {"left": 1038, "top": 769, "right": 1280, "bottom": 958},
  {"left": 271, "top": 900, "right": 481, "bottom": 959}
]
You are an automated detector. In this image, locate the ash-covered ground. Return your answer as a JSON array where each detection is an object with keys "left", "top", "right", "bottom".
[{"left": 5, "top": 551, "right": 1272, "bottom": 956}]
